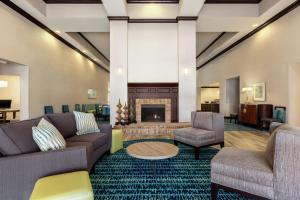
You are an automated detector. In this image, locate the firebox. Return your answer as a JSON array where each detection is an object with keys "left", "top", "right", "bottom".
[{"left": 141, "top": 104, "right": 165, "bottom": 122}]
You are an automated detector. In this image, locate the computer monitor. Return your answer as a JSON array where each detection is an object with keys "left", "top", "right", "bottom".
[{"left": 0, "top": 100, "right": 12, "bottom": 109}]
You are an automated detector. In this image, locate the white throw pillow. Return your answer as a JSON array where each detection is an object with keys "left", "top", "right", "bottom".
[
  {"left": 73, "top": 111, "right": 100, "bottom": 135},
  {"left": 32, "top": 118, "right": 66, "bottom": 151}
]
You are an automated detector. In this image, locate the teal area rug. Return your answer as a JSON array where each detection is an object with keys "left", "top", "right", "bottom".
[
  {"left": 90, "top": 139, "right": 247, "bottom": 200},
  {"left": 225, "top": 122, "right": 261, "bottom": 132}
]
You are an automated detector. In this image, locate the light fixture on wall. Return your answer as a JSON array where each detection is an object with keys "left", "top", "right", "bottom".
[
  {"left": 117, "top": 68, "right": 123, "bottom": 75},
  {"left": 242, "top": 86, "right": 253, "bottom": 104},
  {"left": 0, "top": 80, "right": 8, "bottom": 88},
  {"left": 183, "top": 68, "right": 189, "bottom": 75}
]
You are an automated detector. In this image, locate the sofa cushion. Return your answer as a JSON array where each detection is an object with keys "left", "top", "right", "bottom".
[
  {"left": 66, "top": 132, "right": 107, "bottom": 151},
  {"left": 73, "top": 111, "right": 100, "bottom": 135},
  {"left": 174, "top": 127, "right": 216, "bottom": 147},
  {"left": 192, "top": 112, "right": 213, "bottom": 130},
  {"left": 67, "top": 142, "right": 93, "bottom": 169},
  {"left": 212, "top": 147, "right": 273, "bottom": 188},
  {"left": 0, "top": 128, "right": 21, "bottom": 155},
  {"left": 32, "top": 118, "right": 66, "bottom": 151},
  {"left": 0, "top": 116, "right": 51, "bottom": 155},
  {"left": 47, "top": 113, "right": 77, "bottom": 138}
]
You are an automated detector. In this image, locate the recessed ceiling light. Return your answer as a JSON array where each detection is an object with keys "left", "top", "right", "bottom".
[
  {"left": 82, "top": 50, "right": 87, "bottom": 53},
  {"left": 252, "top": 24, "right": 258, "bottom": 28},
  {"left": 93, "top": 58, "right": 98, "bottom": 61},
  {"left": 55, "top": 30, "right": 61, "bottom": 34}
]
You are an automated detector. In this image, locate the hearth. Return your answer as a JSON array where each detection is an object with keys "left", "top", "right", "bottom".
[{"left": 141, "top": 104, "right": 165, "bottom": 122}]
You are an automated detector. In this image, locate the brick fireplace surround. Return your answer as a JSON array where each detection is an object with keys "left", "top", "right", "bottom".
[{"left": 136, "top": 98, "right": 171, "bottom": 123}]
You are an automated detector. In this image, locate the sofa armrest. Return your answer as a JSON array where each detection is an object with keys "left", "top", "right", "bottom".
[
  {"left": 274, "top": 131, "right": 300, "bottom": 200},
  {"left": 99, "top": 124, "right": 112, "bottom": 150},
  {"left": 269, "top": 122, "right": 283, "bottom": 134},
  {"left": 0, "top": 146, "right": 88, "bottom": 200},
  {"left": 213, "top": 113, "right": 225, "bottom": 143}
]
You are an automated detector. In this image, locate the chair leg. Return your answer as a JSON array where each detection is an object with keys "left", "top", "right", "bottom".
[
  {"left": 174, "top": 140, "right": 178, "bottom": 146},
  {"left": 211, "top": 183, "right": 219, "bottom": 200},
  {"left": 220, "top": 142, "right": 224, "bottom": 148},
  {"left": 195, "top": 147, "right": 200, "bottom": 160}
]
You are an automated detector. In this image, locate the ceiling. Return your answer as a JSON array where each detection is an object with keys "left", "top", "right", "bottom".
[{"left": 7, "top": 0, "right": 298, "bottom": 70}]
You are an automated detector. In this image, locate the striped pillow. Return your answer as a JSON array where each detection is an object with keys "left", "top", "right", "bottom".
[
  {"left": 32, "top": 118, "right": 66, "bottom": 151},
  {"left": 73, "top": 111, "right": 100, "bottom": 135}
]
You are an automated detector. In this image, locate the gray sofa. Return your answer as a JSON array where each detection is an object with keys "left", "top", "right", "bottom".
[
  {"left": 211, "top": 123, "right": 300, "bottom": 200},
  {"left": 174, "top": 112, "right": 224, "bottom": 159},
  {"left": 0, "top": 113, "right": 112, "bottom": 200}
]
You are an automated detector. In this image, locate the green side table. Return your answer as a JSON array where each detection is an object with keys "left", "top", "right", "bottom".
[{"left": 110, "top": 129, "right": 123, "bottom": 154}]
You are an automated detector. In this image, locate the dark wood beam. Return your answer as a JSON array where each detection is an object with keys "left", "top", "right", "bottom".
[
  {"left": 196, "top": 32, "right": 226, "bottom": 59},
  {"left": 0, "top": 0, "right": 109, "bottom": 73},
  {"left": 43, "top": 0, "right": 102, "bottom": 3},
  {"left": 205, "top": 0, "right": 261, "bottom": 4},
  {"left": 128, "top": 19, "right": 178, "bottom": 23},
  {"left": 197, "top": 1, "right": 300, "bottom": 70},
  {"left": 78, "top": 32, "right": 110, "bottom": 63},
  {"left": 127, "top": 0, "right": 179, "bottom": 3}
]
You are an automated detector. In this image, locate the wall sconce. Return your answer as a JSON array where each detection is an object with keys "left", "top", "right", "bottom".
[
  {"left": 183, "top": 68, "right": 189, "bottom": 75},
  {"left": 242, "top": 86, "right": 253, "bottom": 104},
  {"left": 117, "top": 68, "right": 123, "bottom": 75},
  {"left": 0, "top": 80, "right": 8, "bottom": 88}
]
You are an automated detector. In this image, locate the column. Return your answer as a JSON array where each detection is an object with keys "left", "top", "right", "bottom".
[{"left": 178, "top": 20, "right": 197, "bottom": 122}]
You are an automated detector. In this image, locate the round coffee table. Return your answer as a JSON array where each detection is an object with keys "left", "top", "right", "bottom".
[{"left": 126, "top": 141, "right": 179, "bottom": 160}]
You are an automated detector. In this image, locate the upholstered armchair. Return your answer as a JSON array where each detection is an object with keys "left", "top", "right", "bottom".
[
  {"left": 211, "top": 123, "right": 300, "bottom": 200},
  {"left": 174, "top": 112, "right": 224, "bottom": 159}
]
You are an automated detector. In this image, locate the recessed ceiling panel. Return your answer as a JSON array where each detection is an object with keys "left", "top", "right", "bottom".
[{"left": 205, "top": 0, "right": 261, "bottom": 4}]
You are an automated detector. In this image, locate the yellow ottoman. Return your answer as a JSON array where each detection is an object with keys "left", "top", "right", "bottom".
[
  {"left": 30, "top": 171, "right": 94, "bottom": 200},
  {"left": 111, "top": 129, "right": 123, "bottom": 154}
]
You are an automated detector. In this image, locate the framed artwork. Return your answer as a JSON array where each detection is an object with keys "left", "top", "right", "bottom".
[
  {"left": 88, "top": 89, "right": 97, "bottom": 99},
  {"left": 253, "top": 82, "right": 266, "bottom": 101}
]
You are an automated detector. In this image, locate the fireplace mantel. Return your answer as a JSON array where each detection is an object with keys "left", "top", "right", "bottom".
[{"left": 136, "top": 99, "right": 171, "bottom": 123}]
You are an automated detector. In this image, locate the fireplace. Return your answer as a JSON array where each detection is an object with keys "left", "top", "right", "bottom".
[{"left": 141, "top": 104, "right": 165, "bottom": 122}]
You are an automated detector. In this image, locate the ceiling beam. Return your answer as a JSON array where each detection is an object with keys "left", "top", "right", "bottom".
[
  {"left": 102, "top": 0, "right": 127, "bottom": 16},
  {"left": 43, "top": 0, "right": 102, "bottom": 3},
  {"left": 205, "top": 0, "right": 261, "bottom": 4},
  {"left": 127, "top": 0, "right": 179, "bottom": 3},
  {"left": 196, "top": 32, "right": 225, "bottom": 59},
  {"left": 1, "top": 0, "right": 109, "bottom": 73},
  {"left": 179, "top": 0, "right": 205, "bottom": 16},
  {"left": 78, "top": 32, "right": 110, "bottom": 62},
  {"left": 197, "top": 1, "right": 300, "bottom": 70}
]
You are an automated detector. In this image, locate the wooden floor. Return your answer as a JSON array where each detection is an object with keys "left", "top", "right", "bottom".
[{"left": 124, "top": 130, "right": 270, "bottom": 152}]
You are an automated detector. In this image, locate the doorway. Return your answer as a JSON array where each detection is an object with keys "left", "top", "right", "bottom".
[
  {"left": 0, "top": 59, "right": 29, "bottom": 120},
  {"left": 226, "top": 77, "right": 240, "bottom": 117}
]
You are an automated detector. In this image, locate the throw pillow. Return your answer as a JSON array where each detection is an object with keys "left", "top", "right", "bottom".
[
  {"left": 32, "top": 118, "right": 66, "bottom": 151},
  {"left": 73, "top": 111, "right": 100, "bottom": 135}
]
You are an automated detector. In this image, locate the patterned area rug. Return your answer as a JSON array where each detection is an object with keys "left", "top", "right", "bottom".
[
  {"left": 90, "top": 139, "right": 247, "bottom": 200},
  {"left": 225, "top": 122, "right": 262, "bottom": 132}
]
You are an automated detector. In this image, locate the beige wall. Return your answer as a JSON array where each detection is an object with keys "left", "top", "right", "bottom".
[
  {"left": 0, "top": 4, "right": 109, "bottom": 118},
  {"left": 197, "top": 7, "right": 300, "bottom": 123},
  {"left": 0, "top": 75, "right": 20, "bottom": 120}
]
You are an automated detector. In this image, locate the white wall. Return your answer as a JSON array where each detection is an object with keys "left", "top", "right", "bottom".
[
  {"left": 0, "top": 4, "right": 109, "bottom": 118},
  {"left": 128, "top": 23, "right": 178, "bottom": 83},
  {"left": 197, "top": 7, "right": 300, "bottom": 123}
]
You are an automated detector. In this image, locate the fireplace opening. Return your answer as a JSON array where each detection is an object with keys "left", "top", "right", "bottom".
[{"left": 141, "top": 104, "right": 165, "bottom": 122}]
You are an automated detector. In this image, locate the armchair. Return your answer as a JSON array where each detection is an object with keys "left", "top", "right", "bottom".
[
  {"left": 174, "top": 112, "right": 224, "bottom": 159},
  {"left": 211, "top": 123, "right": 300, "bottom": 200}
]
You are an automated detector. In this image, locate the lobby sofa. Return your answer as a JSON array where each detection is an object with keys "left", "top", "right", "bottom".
[
  {"left": 174, "top": 111, "right": 224, "bottom": 159},
  {"left": 211, "top": 123, "right": 300, "bottom": 200},
  {"left": 0, "top": 113, "right": 112, "bottom": 200}
]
